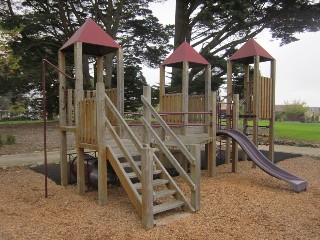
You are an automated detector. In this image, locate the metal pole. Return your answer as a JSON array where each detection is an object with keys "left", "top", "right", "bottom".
[
  {"left": 42, "top": 58, "right": 76, "bottom": 198},
  {"left": 42, "top": 59, "right": 48, "bottom": 198}
]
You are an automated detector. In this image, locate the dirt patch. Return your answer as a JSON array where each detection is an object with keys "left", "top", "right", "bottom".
[{"left": 0, "top": 122, "right": 74, "bottom": 155}]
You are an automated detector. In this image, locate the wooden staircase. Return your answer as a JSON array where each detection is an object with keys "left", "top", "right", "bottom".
[
  {"left": 84, "top": 84, "right": 200, "bottom": 229},
  {"left": 101, "top": 88, "right": 200, "bottom": 228},
  {"left": 106, "top": 142, "right": 194, "bottom": 223}
]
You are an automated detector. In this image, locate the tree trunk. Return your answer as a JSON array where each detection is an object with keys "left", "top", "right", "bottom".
[
  {"left": 104, "top": 53, "right": 114, "bottom": 89},
  {"left": 82, "top": 55, "right": 92, "bottom": 89},
  {"left": 172, "top": 0, "right": 192, "bottom": 89}
]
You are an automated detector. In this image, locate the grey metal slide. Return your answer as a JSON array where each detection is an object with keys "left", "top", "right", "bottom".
[{"left": 217, "top": 130, "right": 308, "bottom": 192}]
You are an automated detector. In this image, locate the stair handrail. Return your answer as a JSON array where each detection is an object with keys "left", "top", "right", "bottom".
[
  {"left": 105, "top": 93, "right": 143, "bottom": 150},
  {"left": 104, "top": 93, "right": 143, "bottom": 180},
  {"left": 104, "top": 114, "right": 142, "bottom": 180},
  {"left": 141, "top": 116, "right": 195, "bottom": 190},
  {"left": 141, "top": 95, "right": 195, "bottom": 165}
]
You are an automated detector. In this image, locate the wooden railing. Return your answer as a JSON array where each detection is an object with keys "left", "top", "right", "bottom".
[
  {"left": 246, "top": 76, "right": 273, "bottom": 119},
  {"left": 66, "top": 88, "right": 117, "bottom": 126},
  {"left": 79, "top": 98, "right": 97, "bottom": 146},
  {"left": 188, "top": 95, "right": 205, "bottom": 123},
  {"left": 259, "top": 76, "right": 272, "bottom": 119},
  {"left": 161, "top": 93, "right": 205, "bottom": 123}
]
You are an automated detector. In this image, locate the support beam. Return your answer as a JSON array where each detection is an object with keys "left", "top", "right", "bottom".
[
  {"left": 204, "top": 64, "right": 211, "bottom": 133},
  {"left": 159, "top": 65, "right": 165, "bottom": 112},
  {"left": 141, "top": 147, "right": 154, "bottom": 229},
  {"left": 226, "top": 60, "right": 232, "bottom": 164},
  {"left": 116, "top": 48, "right": 124, "bottom": 137},
  {"left": 190, "top": 144, "right": 201, "bottom": 211},
  {"left": 74, "top": 42, "right": 85, "bottom": 195},
  {"left": 252, "top": 55, "right": 260, "bottom": 168},
  {"left": 143, "top": 86, "right": 152, "bottom": 146},
  {"left": 252, "top": 55, "right": 260, "bottom": 147},
  {"left": 182, "top": 61, "right": 189, "bottom": 135},
  {"left": 58, "top": 50, "right": 68, "bottom": 186},
  {"left": 269, "top": 59, "right": 276, "bottom": 162},
  {"left": 208, "top": 91, "right": 217, "bottom": 177},
  {"left": 96, "top": 81, "right": 107, "bottom": 205},
  {"left": 242, "top": 64, "right": 249, "bottom": 161},
  {"left": 232, "top": 94, "right": 239, "bottom": 173}
]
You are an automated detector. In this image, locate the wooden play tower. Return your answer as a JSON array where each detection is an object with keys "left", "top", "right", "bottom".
[
  {"left": 226, "top": 38, "right": 276, "bottom": 163},
  {"left": 158, "top": 41, "right": 216, "bottom": 176},
  {"left": 58, "top": 18, "right": 124, "bottom": 200}
]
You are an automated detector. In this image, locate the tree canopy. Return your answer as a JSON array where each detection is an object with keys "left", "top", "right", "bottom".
[
  {"left": 1, "top": 0, "right": 320, "bottom": 117},
  {"left": 172, "top": 0, "right": 320, "bottom": 92},
  {"left": 0, "top": 0, "right": 173, "bottom": 117}
]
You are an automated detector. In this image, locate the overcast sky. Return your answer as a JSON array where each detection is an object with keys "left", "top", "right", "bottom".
[{"left": 145, "top": 0, "right": 320, "bottom": 107}]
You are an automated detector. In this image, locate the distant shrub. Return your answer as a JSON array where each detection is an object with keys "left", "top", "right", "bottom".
[
  {"left": 0, "top": 135, "right": 3, "bottom": 146},
  {"left": 5, "top": 134, "right": 16, "bottom": 145}
]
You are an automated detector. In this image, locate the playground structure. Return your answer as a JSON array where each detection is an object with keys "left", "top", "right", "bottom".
[
  {"left": 226, "top": 38, "right": 276, "bottom": 164},
  {"left": 47, "top": 19, "right": 308, "bottom": 229}
]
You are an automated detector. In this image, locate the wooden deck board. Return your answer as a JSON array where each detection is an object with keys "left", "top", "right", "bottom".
[{"left": 155, "top": 133, "right": 212, "bottom": 150}]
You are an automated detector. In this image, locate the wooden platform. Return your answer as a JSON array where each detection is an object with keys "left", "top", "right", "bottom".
[{"left": 155, "top": 133, "right": 212, "bottom": 150}]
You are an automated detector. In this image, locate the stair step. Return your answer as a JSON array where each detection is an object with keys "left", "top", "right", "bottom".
[
  {"left": 153, "top": 189, "right": 176, "bottom": 200},
  {"left": 126, "top": 169, "right": 162, "bottom": 179},
  {"left": 121, "top": 161, "right": 141, "bottom": 168},
  {"left": 133, "top": 179, "right": 169, "bottom": 190},
  {"left": 153, "top": 200, "right": 184, "bottom": 215}
]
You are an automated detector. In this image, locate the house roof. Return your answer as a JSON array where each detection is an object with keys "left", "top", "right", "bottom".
[
  {"left": 162, "top": 41, "right": 209, "bottom": 68},
  {"left": 60, "top": 18, "right": 120, "bottom": 56},
  {"left": 229, "top": 38, "right": 274, "bottom": 64}
]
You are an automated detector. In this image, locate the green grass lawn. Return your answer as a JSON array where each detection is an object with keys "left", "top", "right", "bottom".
[
  {"left": 1, "top": 119, "right": 319, "bottom": 143},
  {"left": 240, "top": 120, "right": 320, "bottom": 143},
  {"left": 274, "top": 122, "right": 320, "bottom": 142},
  {"left": 0, "top": 120, "right": 43, "bottom": 125}
]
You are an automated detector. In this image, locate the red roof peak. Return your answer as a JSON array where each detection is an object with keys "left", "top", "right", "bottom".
[
  {"left": 229, "top": 38, "right": 274, "bottom": 64},
  {"left": 60, "top": 18, "right": 120, "bottom": 56},
  {"left": 162, "top": 41, "right": 209, "bottom": 68}
]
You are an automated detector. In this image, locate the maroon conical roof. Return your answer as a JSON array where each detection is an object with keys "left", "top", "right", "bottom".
[
  {"left": 229, "top": 38, "right": 274, "bottom": 64},
  {"left": 162, "top": 41, "right": 209, "bottom": 68},
  {"left": 60, "top": 18, "right": 120, "bottom": 56}
]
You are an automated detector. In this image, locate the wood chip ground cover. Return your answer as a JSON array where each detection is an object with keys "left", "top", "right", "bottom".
[
  {"left": 1, "top": 123, "right": 319, "bottom": 239},
  {"left": 0, "top": 157, "right": 319, "bottom": 239}
]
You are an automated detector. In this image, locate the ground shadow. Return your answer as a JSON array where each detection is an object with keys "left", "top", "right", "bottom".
[{"left": 31, "top": 150, "right": 302, "bottom": 185}]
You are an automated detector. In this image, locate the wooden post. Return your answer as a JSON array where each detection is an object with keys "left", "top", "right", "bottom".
[
  {"left": 141, "top": 147, "right": 154, "bottom": 229},
  {"left": 242, "top": 64, "right": 249, "bottom": 161},
  {"left": 190, "top": 144, "right": 200, "bottom": 211},
  {"left": 116, "top": 48, "right": 124, "bottom": 137},
  {"left": 252, "top": 56, "right": 260, "bottom": 168},
  {"left": 226, "top": 60, "right": 232, "bottom": 164},
  {"left": 205, "top": 64, "right": 211, "bottom": 133},
  {"left": 182, "top": 61, "right": 189, "bottom": 135},
  {"left": 58, "top": 50, "right": 68, "bottom": 186},
  {"left": 269, "top": 59, "right": 276, "bottom": 162},
  {"left": 208, "top": 91, "right": 217, "bottom": 177},
  {"left": 232, "top": 94, "right": 239, "bottom": 173},
  {"left": 67, "top": 89, "right": 73, "bottom": 126},
  {"left": 74, "top": 42, "right": 85, "bottom": 195},
  {"left": 252, "top": 55, "right": 260, "bottom": 147},
  {"left": 159, "top": 65, "right": 165, "bottom": 113},
  {"left": 143, "top": 86, "right": 152, "bottom": 146},
  {"left": 96, "top": 79, "right": 107, "bottom": 205}
]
